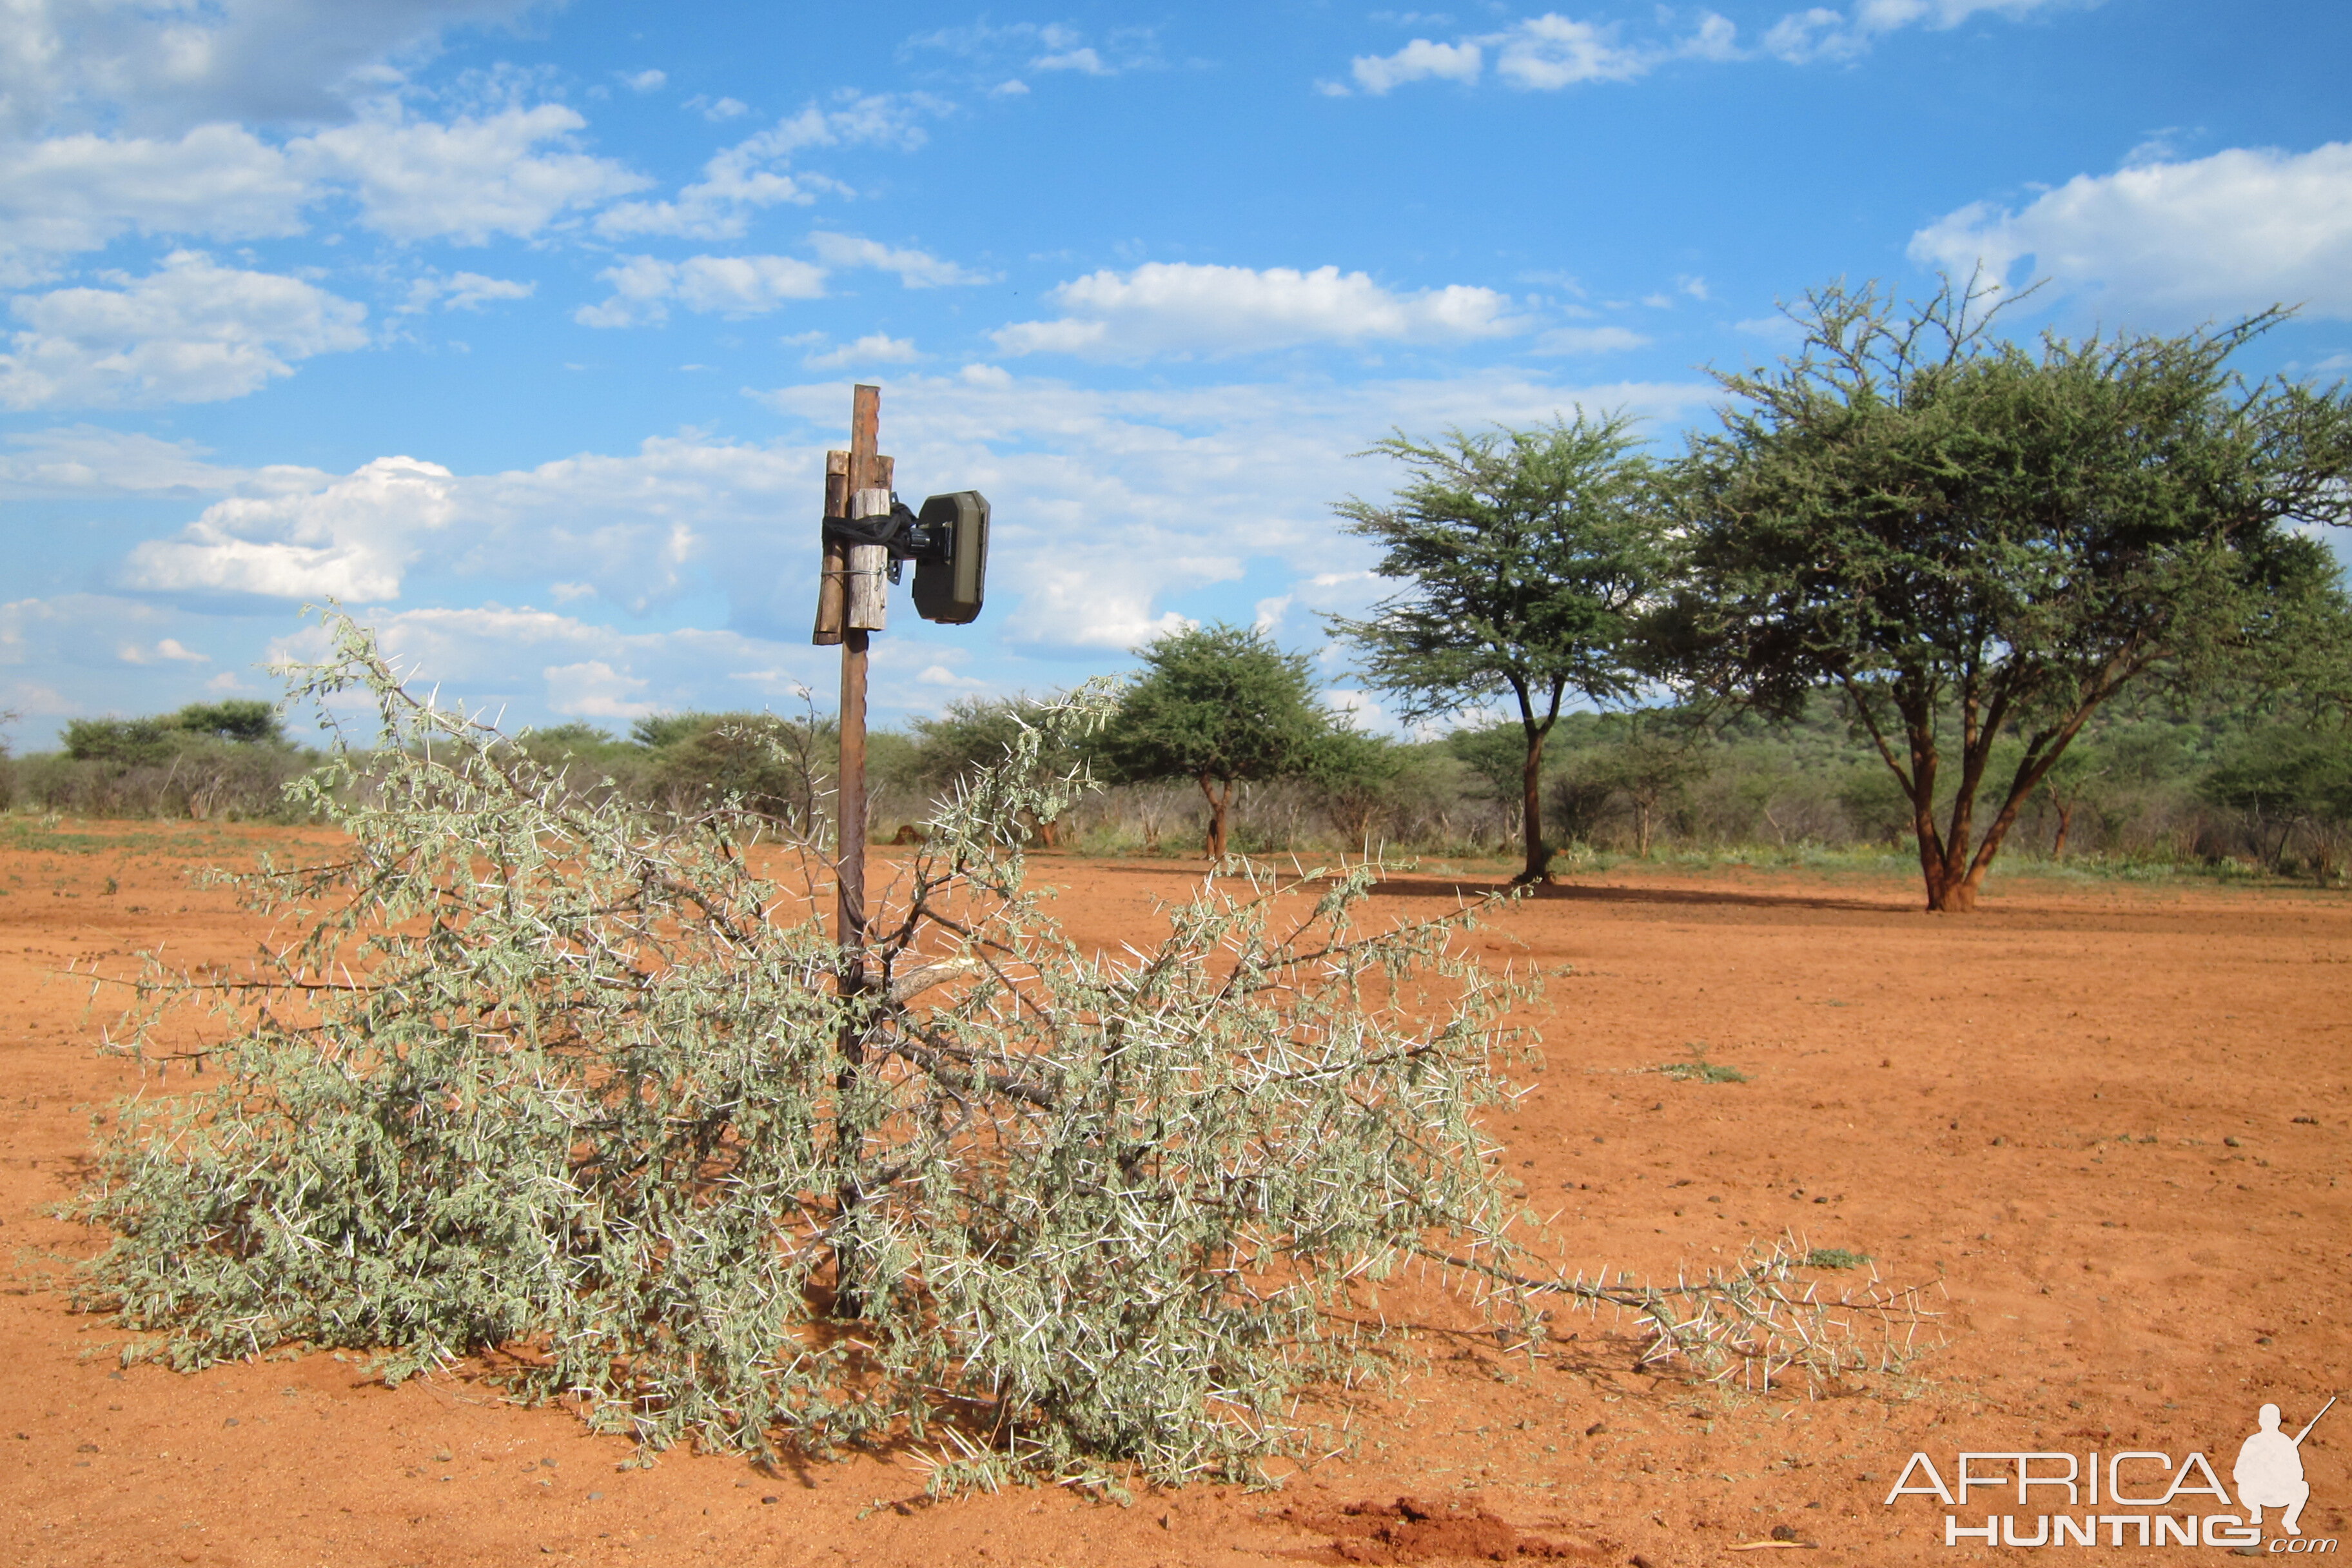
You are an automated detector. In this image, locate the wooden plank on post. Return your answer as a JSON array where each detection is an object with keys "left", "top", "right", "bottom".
[
  {"left": 812, "top": 450, "right": 848, "bottom": 645},
  {"left": 845, "top": 487, "right": 890, "bottom": 631}
]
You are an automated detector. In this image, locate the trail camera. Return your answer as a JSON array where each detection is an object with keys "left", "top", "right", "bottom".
[
  {"left": 909, "top": 491, "right": 988, "bottom": 625},
  {"left": 819, "top": 487, "right": 990, "bottom": 629}
]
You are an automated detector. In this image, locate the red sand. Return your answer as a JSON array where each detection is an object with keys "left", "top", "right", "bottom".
[{"left": 2, "top": 823, "right": 2344, "bottom": 1566}]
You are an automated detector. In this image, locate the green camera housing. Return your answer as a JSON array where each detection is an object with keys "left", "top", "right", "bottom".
[{"left": 912, "top": 491, "right": 989, "bottom": 625}]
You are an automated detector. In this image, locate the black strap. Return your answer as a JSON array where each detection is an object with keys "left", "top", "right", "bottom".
[{"left": 822, "top": 501, "right": 917, "bottom": 548}]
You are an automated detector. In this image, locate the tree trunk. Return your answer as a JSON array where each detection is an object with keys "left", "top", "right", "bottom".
[
  {"left": 2051, "top": 801, "right": 2073, "bottom": 859},
  {"left": 1516, "top": 725, "right": 1551, "bottom": 885},
  {"left": 1199, "top": 774, "right": 1231, "bottom": 861}
]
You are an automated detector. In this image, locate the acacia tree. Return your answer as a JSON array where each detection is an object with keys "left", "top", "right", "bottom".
[
  {"left": 1332, "top": 415, "right": 1669, "bottom": 884},
  {"left": 1097, "top": 623, "right": 1331, "bottom": 859},
  {"left": 1670, "top": 279, "right": 2352, "bottom": 911}
]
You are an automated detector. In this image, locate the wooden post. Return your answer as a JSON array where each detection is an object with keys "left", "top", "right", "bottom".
[{"left": 836, "top": 383, "right": 883, "bottom": 973}]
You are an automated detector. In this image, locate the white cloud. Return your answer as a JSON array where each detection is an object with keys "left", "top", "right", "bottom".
[
  {"left": 695, "top": 96, "right": 751, "bottom": 121},
  {"left": 808, "top": 232, "right": 992, "bottom": 288},
  {"left": 0, "top": 424, "right": 332, "bottom": 499},
  {"left": 1344, "top": 1, "right": 2070, "bottom": 92},
  {"left": 118, "top": 636, "right": 209, "bottom": 664},
  {"left": 295, "top": 101, "right": 649, "bottom": 244},
  {"left": 121, "top": 455, "right": 458, "bottom": 600},
  {"left": 0, "top": 0, "right": 544, "bottom": 137},
  {"left": 0, "top": 251, "right": 369, "bottom": 409},
  {"left": 1491, "top": 15, "right": 1648, "bottom": 88},
  {"left": 543, "top": 659, "right": 652, "bottom": 718},
  {"left": 1033, "top": 46, "right": 1108, "bottom": 75},
  {"left": 266, "top": 604, "right": 839, "bottom": 730},
  {"left": 1351, "top": 39, "right": 1484, "bottom": 93},
  {"left": 1908, "top": 141, "right": 2352, "bottom": 319},
  {"left": 0, "top": 124, "right": 309, "bottom": 284},
  {"left": 1764, "top": 0, "right": 2072, "bottom": 62},
  {"left": 906, "top": 21, "right": 1155, "bottom": 80},
  {"left": 622, "top": 69, "right": 667, "bottom": 93},
  {"left": 400, "top": 270, "right": 535, "bottom": 313},
  {"left": 803, "top": 333, "right": 921, "bottom": 369},
  {"left": 753, "top": 368, "right": 1710, "bottom": 652},
  {"left": 575, "top": 253, "right": 828, "bottom": 328},
  {"left": 593, "top": 93, "right": 933, "bottom": 240},
  {"left": 992, "top": 262, "right": 1523, "bottom": 359},
  {"left": 1533, "top": 324, "right": 1651, "bottom": 353}
]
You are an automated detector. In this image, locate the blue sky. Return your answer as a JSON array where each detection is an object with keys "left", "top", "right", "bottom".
[{"left": 3, "top": 0, "right": 2349, "bottom": 745}]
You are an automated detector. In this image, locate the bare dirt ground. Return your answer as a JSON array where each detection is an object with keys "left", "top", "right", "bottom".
[{"left": 2, "top": 821, "right": 2344, "bottom": 1567}]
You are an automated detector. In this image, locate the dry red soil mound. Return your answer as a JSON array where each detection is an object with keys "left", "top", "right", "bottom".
[{"left": 2, "top": 825, "right": 2345, "bottom": 1566}]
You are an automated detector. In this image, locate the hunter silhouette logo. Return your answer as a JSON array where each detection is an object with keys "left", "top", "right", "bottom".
[
  {"left": 1881, "top": 1395, "right": 2339, "bottom": 1551},
  {"left": 2240, "top": 1398, "right": 2335, "bottom": 1538}
]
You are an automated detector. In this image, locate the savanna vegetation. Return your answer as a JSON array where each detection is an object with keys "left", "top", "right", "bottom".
[
  {"left": 42, "top": 278, "right": 2352, "bottom": 1494},
  {"left": 8, "top": 286, "right": 2350, "bottom": 900}
]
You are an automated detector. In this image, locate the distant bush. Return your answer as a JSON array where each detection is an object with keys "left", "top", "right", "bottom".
[{"left": 18, "top": 699, "right": 314, "bottom": 821}]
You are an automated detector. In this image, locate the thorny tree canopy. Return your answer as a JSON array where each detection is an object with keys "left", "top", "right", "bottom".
[{"left": 1667, "top": 279, "right": 2352, "bottom": 910}]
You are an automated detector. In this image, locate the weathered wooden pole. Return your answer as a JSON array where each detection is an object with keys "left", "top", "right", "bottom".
[
  {"left": 828, "top": 382, "right": 890, "bottom": 976},
  {"left": 821, "top": 384, "right": 890, "bottom": 1317}
]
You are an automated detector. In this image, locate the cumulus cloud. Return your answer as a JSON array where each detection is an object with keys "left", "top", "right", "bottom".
[
  {"left": 0, "top": 0, "right": 544, "bottom": 137},
  {"left": 121, "top": 455, "right": 458, "bottom": 600},
  {"left": 1351, "top": 39, "right": 1484, "bottom": 93},
  {"left": 1490, "top": 15, "right": 1651, "bottom": 88},
  {"left": 578, "top": 237, "right": 985, "bottom": 328},
  {"left": 752, "top": 368, "right": 1709, "bottom": 652},
  {"left": 1765, "top": 0, "right": 2073, "bottom": 62},
  {"left": 0, "top": 124, "right": 309, "bottom": 284},
  {"left": 117, "top": 636, "right": 208, "bottom": 664},
  {"left": 542, "top": 658, "right": 652, "bottom": 718},
  {"left": 803, "top": 333, "right": 921, "bottom": 369},
  {"left": 621, "top": 69, "right": 667, "bottom": 93},
  {"left": 1533, "top": 324, "right": 1651, "bottom": 353},
  {"left": 593, "top": 93, "right": 933, "bottom": 240},
  {"left": 0, "top": 424, "right": 332, "bottom": 499},
  {"left": 1346, "top": 12, "right": 1709, "bottom": 93},
  {"left": 574, "top": 253, "right": 828, "bottom": 328},
  {"left": 807, "top": 232, "right": 992, "bottom": 288},
  {"left": 991, "top": 262, "right": 1522, "bottom": 359},
  {"left": 266, "top": 603, "right": 839, "bottom": 729},
  {"left": 0, "top": 251, "right": 369, "bottom": 409},
  {"left": 1342, "top": 1, "right": 2071, "bottom": 92},
  {"left": 1908, "top": 141, "right": 2352, "bottom": 319},
  {"left": 295, "top": 101, "right": 648, "bottom": 244},
  {"left": 399, "top": 270, "right": 535, "bottom": 313},
  {"left": 904, "top": 21, "right": 1157, "bottom": 80}
]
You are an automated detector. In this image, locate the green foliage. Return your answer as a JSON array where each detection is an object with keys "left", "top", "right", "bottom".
[
  {"left": 172, "top": 700, "right": 286, "bottom": 747},
  {"left": 1657, "top": 1046, "right": 1747, "bottom": 1084},
  {"left": 67, "top": 613, "right": 1538, "bottom": 1483},
  {"left": 1307, "top": 723, "right": 1407, "bottom": 845},
  {"left": 1333, "top": 414, "right": 1671, "bottom": 883},
  {"left": 641, "top": 710, "right": 836, "bottom": 833},
  {"left": 1801, "top": 1248, "right": 1872, "bottom": 1271},
  {"left": 1671, "top": 277, "right": 2352, "bottom": 910},
  {"left": 2200, "top": 724, "right": 2352, "bottom": 878},
  {"left": 1095, "top": 623, "right": 1335, "bottom": 858},
  {"left": 74, "top": 614, "right": 1921, "bottom": 1485},
  {"left": 66, "top": 700, "right": 288, "bottom": 764}
]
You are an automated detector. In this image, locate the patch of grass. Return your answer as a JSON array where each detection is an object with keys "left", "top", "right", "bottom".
[
  {"left": 1657, "top": 1044, "right": 1747, "bottom": 1084},
  {"left": 1801, "top": 1248, "right": 1872, "bottom": 1270}
]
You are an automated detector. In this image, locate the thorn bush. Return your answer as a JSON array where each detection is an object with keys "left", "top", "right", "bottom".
[{"left": 70, "top": 612, "right": 1930, "bottom": 1487}]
